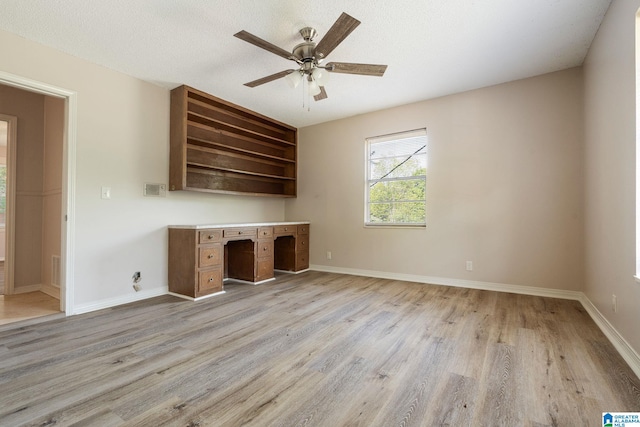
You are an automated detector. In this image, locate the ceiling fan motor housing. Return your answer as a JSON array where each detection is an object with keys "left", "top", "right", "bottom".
[{"left": 293, "top": 41, "right": 317, "bottom": 69}]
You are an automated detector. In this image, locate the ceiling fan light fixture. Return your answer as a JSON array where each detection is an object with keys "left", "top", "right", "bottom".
[
  {"left": 285, "top": 70, "right": 303, "bottom": 88},
  {"left": 308, "top": 78, "right": 322, "bottom": 96},
  {"left": 311, "top": 67, "right": 329, "bottom": 86}
]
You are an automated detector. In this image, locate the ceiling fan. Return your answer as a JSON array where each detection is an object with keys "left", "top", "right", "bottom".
[{"left": 234, "top": 12, "right": 387, "bottom": 101}]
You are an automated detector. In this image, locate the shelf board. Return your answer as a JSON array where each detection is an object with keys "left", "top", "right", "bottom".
[
  {"left": 187, "top": 120, "right": 295, "bottom": 155},
  {"left": 183, "top": 186, "right": 296, "bottom": 198},
  {"left": 187, "top": 163, "right": 296, "bottom": 181},
  {"left": 186, "top": 138, "right": 295, "bottom": 165},
  {"left": 185, "top": 85, "right": 296, "bottom": 131},
  {"left": 188, "top": 97, "right": 292, "bottom": 140},
  {"left": 188, "top": 111, "right": 295, "bottom": 147}
]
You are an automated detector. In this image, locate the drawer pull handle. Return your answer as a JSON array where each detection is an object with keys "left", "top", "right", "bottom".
[
  {"left": 208, "top": 235, "right": 214, "bottom": 240},
  {"left": 302, "top": 242, "right": 305, "bottom": 245},
  {"left": 208, "top": 254, "right": 215, "bottom": 259},
  {"left": 263, "top": 247, "right": 267, "bottom": 251},
  {"left": 238, "top": 231, "right": 242, "bottom": 235},
  {"left": 284, "top": 227, "right": 288, "bottom": 231},
  {"left": 208, "top": 277, "right": 213, "bottom": 282}
]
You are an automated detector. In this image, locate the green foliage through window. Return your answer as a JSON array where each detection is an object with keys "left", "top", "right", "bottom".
[{"left": 366, "top": 129, "right": 427, "bottom": 225}]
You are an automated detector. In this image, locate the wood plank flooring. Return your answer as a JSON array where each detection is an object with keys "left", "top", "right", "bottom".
[{"left": 0, "top": 271, "right": 638, "bottom": 426}]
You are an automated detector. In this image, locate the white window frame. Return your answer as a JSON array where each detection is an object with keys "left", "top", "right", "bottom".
[{"left": 365, "top": 128, "right": 427, "bottom": 228}]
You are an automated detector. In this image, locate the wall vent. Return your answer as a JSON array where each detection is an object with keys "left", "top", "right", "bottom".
[
  {"left": 52, "top": 255, "right": 61, "bottom": 288},
  {"left": 144, "top": 183, "right": 166, "bottom": 197}
]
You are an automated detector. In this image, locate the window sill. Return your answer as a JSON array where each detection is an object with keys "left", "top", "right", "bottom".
[
  {"left": 634, "top": 275, "right": 640, "bottom": 285},
  {"left": 364, "top": 223, "right": 426, "bottom": 229}
]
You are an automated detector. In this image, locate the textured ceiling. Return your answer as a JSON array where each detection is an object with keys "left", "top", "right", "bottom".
[{"left": 0, "top": 0, "right": 611, "bottom": 128}]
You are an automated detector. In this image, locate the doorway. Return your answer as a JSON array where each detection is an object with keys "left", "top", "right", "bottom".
[{"left": 0, "top": 71, "right": 77, "bottom": 319}]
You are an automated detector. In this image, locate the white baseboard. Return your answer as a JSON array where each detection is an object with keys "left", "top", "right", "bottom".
[
  {"left": 274, "top": 268, "right": 311, "bottom": 275},
  {"left": 11, "top": 284, "right": 42, "bottom": 294},
  {"left": 73, "top": 286, "right": 168, "bottom": 315},
  {"left": 310, "top": 264, "right": 640, "bottom": 379},
  {"left": 578, "top": 294, "right": 640, "bottom": 380},
  {"left": 168, "top": 290, "right": 225, "bottom": 301},
  {"left": 224, "top": 277, "right": 276, "bottom": 286},
  {"left": 41, "top": 283, "right": 60, "bottom": 300},
  {"left": 310, "top": 264, "right": 583, "bottom": 300}
]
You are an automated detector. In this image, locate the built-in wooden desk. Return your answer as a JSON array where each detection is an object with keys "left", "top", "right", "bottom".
[{"left": 168, "top": 222, "right": 309, "bottom": 300}]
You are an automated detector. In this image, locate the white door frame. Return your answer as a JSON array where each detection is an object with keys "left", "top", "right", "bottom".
[
  {"left": 0, "top": 71, "right": 77, "bottom": 315},
  {"left": 0, "top": 113, "right": 17, "bottom": 295}
]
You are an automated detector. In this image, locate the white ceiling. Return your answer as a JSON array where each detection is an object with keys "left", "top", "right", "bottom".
[{"left": 0, "top": 0, "right": 611, "bottom": 128}]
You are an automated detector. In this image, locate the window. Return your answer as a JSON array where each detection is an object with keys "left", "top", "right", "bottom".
[{"left": 365, "top": 129, "right": 427, "bottom": 226}]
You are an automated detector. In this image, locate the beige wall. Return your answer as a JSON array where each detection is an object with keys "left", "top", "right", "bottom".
[
  {"left": 0, "top": 84, "right": 44, "bottom": 291},
  {"left": 583, "top": 1, "right": 640, "bottom": 354},
  {"left": 287, "top": 68, "right": 584, "bottom": 291},
  {"left": 0, "top": 28, "right": 285, "bottom": 308}
]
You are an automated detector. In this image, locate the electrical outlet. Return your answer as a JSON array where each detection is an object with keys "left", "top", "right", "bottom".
[
  {"left": 466, "top": 261, "right": 473, "bottom": 271},
  {"left": 327, "top": 251, "right": 332, "bottom": 260},
  {"left": 612, "top": 294, "right": 617, "bottom": 313}
]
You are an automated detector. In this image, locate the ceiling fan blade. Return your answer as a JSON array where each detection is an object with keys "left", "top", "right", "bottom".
[
  {"left": 234, "top": 30, "right": 293, "bottom": 60},
  {"left": 244, "top": 70, "right": 294, "bottom": 88},
  {"left": 314, "top": 86, "right": 328, "bottom": 101},
  {"left": 314, "top": 12, "right": 361, "bottom": 60},
  {"left": 326, "top": 62, "right": 387, "bottom": 77}
]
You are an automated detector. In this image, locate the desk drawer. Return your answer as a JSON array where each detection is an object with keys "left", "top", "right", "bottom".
[
  {"left": 199, "top": 244, "right": 222, "bottom": 267},
  {"left": 296, "top": 252, "right": 309, "bottom": 271},
  {"left": 258, "top": 227, "right": 273, "bottom": 239},
  {"left": 296, "top": 235, "right": 309, "bottom": 252},
  {"left": 274, "top": 225, "right": 296, "bottom": 236},
  {"left": 297, "top": 224, "right": 309, "bottom": 235},
  {"left": 198, "top": 268, "right": 223, "bottom": 295},
  {"left": 257, "top": 240, "right": 274, "bottom": 259},
  {"left": 223, "top": 227, "right": 257, "bottom": 238},
  {"left": 199, "top": 229, "right": 222, "bottom": 244}
]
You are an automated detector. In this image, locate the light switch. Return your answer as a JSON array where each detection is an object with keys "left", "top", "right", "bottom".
[{"left": 101, "top": 186, "right": 111, "bottom": 199}]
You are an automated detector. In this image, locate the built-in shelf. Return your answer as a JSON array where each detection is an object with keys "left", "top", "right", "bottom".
[{"left": 170, "top": 85, "right": 298, "bottom": 197}]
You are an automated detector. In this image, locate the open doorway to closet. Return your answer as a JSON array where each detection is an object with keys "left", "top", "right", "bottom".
[{"left": 0, "top": 84, "right": 64, "bottom": 325}]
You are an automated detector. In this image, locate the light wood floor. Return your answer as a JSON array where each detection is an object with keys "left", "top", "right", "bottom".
[
  {"left": 0, "top": 271, "right": 638, "bottom": 426},
  {"left": 0, "top": 291, "right": 61, "bottom": 326}
]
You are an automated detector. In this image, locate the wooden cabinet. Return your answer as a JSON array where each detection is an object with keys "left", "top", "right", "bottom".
[
  {"left": 170, "top": 85, "right": 298, "bottom": 197},
  {"left": 168, "top": 228, "right": 223, "bottom": 299},
  {"left": 255, "top": 226, "right": 274, "bottom": 282},
  {"left": 296, "top": 225, "right": 310, "bottom": 271},
  {"left": 169, "top": 222, "right": 309, "bottom": 300}
]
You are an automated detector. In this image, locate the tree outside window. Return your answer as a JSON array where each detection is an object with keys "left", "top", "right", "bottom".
[{"left": 366, "top": 129, "right": 427, "bottom": 226}]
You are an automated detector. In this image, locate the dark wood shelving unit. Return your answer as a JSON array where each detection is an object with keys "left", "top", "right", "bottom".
[{"left": 170, "top": 85, "right": 298, "bottom": 197}]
